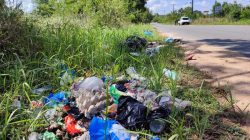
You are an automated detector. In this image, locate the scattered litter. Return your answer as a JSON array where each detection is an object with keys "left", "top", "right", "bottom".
[
  {"left": 25, "top": 34, "right": 194, "bottom": 139},
  {"left": 185, "top": 53, "right": 196, "bottom": 61},
  {"left": 136, "top": 89, "right": 157, "bottom": 106},
  {"left": 65, "top": 115, "right": 85, "bottom": 135},
  {"left": 101, "top": 76, "right": 113, "bottom": 84},
  {"left": 28, "top": 132, "right": 41, "bottom": 140},
  {"left": 75, "top": 89, "right": 106, "bottom": 119},
  {"left": 12, "top": 98, "right": 21, "bottom": 109},
  {"left": 148, "top": 107, "right": 170, "bottom": 134},
  {"left": 130, "top": 52, "right": 141, "bottom": 56},
  {"left": 44, "top": 91, "right": 69, "bottom": 107},
  {"left": 77, "top": 131, "right": 90, "bottom": 140},
  {"left": 117, "top": 96, "right": 170, "bottom": 133},
  {"left": 42, "top": 131, "right": 58, "bottom": 140},
  {"left": 144, "top": 30, "right": 153, "bottom": 36},
  {"left": 71, "top": 76, "right": 104, "bottom": 93},
  {"left": 146, "top": 45, "right": 164, "bottom": 57},
  {"left": 88, "top": 117, "right": 117, "bottom": 140},
  {"left": 115, "top": 80, "right": 129, "bottom": 92},
  {"left": 45, "top": 108, "right": 57, "bottom": 120},
  {"left": 164, "top": 37, "right": 174, "bottom": 43},
  {"left": 125, "top": 79, "right": 147, "bottom": 94},
  {"left": 32, "top": 85, "right": 52, "bottom": 95},
  {"left": 150, "top": 136, "right": 161, "bottom": 140},
  {"left": 109, "top": 85, "right": 125, "bottom": 104},
  {"left": 116, "top": 96, "right": 148, "bottom": 129},
  {"left": 31, "top": 101, "right": 43, "bottom": 108},
  {"left": 124, "top": 36, "right": 147, "bottom": 52},
  {"left": 157, "top": 91, "right": 191, "bottom": 110},
  {"left": 163, "top": 68, "right": 178, "bottom": 81},
  {"left": 147, "top": 42, "right": 159, "bottom": 48},
  {"left": 110, "top": 124, "right": 135, "bottom": 140},
  {"left": 126, "top": 67, "right": 146, "bottom": 81},
  {"left": 60, "top": 70, "right": 76, "bottom": 86}
]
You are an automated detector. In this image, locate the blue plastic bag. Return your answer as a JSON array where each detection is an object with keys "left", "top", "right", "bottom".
[
  {"left": 144, "top": 31, "right": 153, "bottom": 36},
  {"left": 164, "top": 37, "right": 174, "bottom": 43},
  {"left": 44, "top": 91, "right": 68, "bottom": 107},
  {"left": 89, "top": 117, "right": 116, "bottom": 140},
  {"left": 89, "top": 117, "right": 131, "bottom": 140}
]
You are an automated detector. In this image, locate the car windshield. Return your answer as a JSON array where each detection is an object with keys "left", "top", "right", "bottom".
[{"left": 182, "top": 18, "right": 189, "bottom": 20}]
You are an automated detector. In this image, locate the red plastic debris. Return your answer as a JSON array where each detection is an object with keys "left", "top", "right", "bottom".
[
  {"left": 63, "top": 105, "right": 71, "bottom": 112},
  {"left": 31, "top": 101, "right": 43, "bottom": 108},
  {"left": 65, "top": 115, "right": 82, "bottom": 135},
  {"left": 185, "top": 54, "right": 196, "bottom": 61}
]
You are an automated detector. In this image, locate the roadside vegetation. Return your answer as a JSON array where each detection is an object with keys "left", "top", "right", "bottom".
[
  {"left": 153, "top": 1, "right": 250, "bottom": 25},
  {"left": 0, "top": 0, "right": 249, "bottom": 139}
]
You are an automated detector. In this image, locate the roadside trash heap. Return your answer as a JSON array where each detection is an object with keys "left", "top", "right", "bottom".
[{"left": 28, "top": 35, "right": 191, "bottom": 140}]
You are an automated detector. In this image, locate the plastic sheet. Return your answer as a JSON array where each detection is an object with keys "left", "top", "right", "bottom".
[
  {"left": 44, "top": 91, "right": 69, "bottom": 107},
  {"left": 42, "top": 131, "right": 58, "bottom": 140},
  {"left": 117, "top": 96, "right": 170, "bottom": 134},
  {"left": 109, "top": 85, "right": 126, "bottom": 104},
  {"left": 88, "top": 117, "right": 117, "bottom": 140},
  {"left": 156, "top": 91, "right": 191, "bottom": 110},
  {"left": 126, "top": 67, "right": 146, "bottom": 81},
  {"left": 28, "top": 132, "right": 40, "bottom": 140},
  {"left": 72, "top": 76, "right": 104, "bottom": 93},
  {"left": 163, "top": 68, "right": 178, "bottom": 81},
  {"left": 124, "top": 36, "right": 147, "bottom": 52},
  {"left": 144, "top": 31, "right": 153, "bottom": 36},
  {"left": 32, "top": 85, "right": 52, "bottom": 95},
  {"left": 116, "top": 96, "right": 148, "bottom": 130},
  {"left": 65, "top": 115, "right": 84, "bottom": 135},
  {"left": 165, "top": 37, "right": 174, "bottom": 43}
]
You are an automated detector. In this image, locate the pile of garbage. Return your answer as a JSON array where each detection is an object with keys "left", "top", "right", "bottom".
[{"left": 27, "top": 35, "right": 191, "bottom": 140}]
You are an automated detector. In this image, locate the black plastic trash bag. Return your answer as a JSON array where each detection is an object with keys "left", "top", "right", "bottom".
[
  {"left": 115, "top": 80, "right": 130, "bottom": 92},
  {"left": 116, "top": 96, "right": 148, "bottom": 130},
  {"left": 116, "top": 96, "right": 171, "bottom": 134},
  {"left": 148, "top": 107, "right": 171, "bottom": 134},
  {"left": 124, "top": 36, "right": 147, "bottom": 52}
]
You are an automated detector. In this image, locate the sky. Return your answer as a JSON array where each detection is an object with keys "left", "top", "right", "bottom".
[
  {"left": 6, "top": 0, "right": 36, "bottom": 13},
  {"left": 146, "top": 0, "right": 250, "bottom": 15},
  {"left": 5, "top": 0, "right": 250, "bottom": 14}
]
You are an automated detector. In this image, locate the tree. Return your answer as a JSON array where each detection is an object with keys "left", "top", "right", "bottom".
[
  {"left": 241, "top": 6, "right": 250, "bottom": 19},
  {"left": 212, "top": 1, "right": 224, "bottom": 17}
]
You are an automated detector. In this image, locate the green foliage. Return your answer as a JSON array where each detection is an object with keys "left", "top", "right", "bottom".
[
  {"left": 241, "top": 6, "right": 250, "bottom": 19},
  {"left": 213, "top": 2, "right": 242, "bottom": 20},
  {"left": 34, "top": 0, "right": 153, "bottom": 25},
  {"left": 155, "top": 1, "right": 249, "bottom": 24},
  {"left": 0, "top": 2, "right": 40, "bottom": 55}
]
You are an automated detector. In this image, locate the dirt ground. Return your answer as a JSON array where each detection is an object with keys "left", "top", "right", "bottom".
[{"left": 181, "top": 41, "right": 250, "bottom": 135}]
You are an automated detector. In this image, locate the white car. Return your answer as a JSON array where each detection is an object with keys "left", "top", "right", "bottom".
[{"left": 178, "top": 17, "right": 191, "bottom": 25}]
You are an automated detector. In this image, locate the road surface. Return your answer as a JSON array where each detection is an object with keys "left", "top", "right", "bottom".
[
  {"left": 153, "top": 23, "right": 250, "bottom": 113},
  {"left": 152, "top": 23, "right": 250, "bottom": 57}
]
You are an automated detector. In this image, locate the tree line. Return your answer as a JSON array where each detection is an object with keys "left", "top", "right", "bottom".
[{"left": 153, "top": 1, "right": 250, "bottom": 23}]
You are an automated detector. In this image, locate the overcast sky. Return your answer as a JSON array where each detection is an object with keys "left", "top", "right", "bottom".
[{"left": 146, "top": 0, "right": 250, "bottom": 15}]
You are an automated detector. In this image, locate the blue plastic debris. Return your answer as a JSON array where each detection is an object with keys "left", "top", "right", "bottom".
[
  {"left": 150, "top": 136, "right": 161, "bottom": 140},
  {"left": 89, "top": 117, "right": 117, "bottom": 140},
  {"left": 144, "top": 30, "right": 153, "bottom": 36},
  {"left": 163, "top": 68, "right": 178, "bottom": 81},
  {"left": 59, "top": 64, "right": 76, "bottom": 86},
  {"left": 164, "top": 37, "right": 174, "bottom": 43},
  {"left": 44, "top": 91, "right": 69, "bottom": 107},
  {"left": 101, "top": 76, "right": 113, "bottom": 83},
  {"left": 89, "top": 117, "right": 132, "bottom": 140}
]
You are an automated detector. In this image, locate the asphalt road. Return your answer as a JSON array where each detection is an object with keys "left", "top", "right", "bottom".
[{"left": 152, "top": 23, "right": 250, "bottom": 57}]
